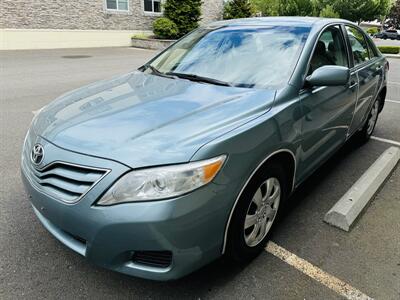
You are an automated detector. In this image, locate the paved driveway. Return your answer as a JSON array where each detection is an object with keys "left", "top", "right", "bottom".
[{"left": 1, "top": 48, "right": 399, "bottom": 299}]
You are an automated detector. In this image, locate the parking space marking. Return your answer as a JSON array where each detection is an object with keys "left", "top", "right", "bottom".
[
  {"left": 386, "top": 99, "right": 400, "bottom": 104},
  {"left": 371, "top": 136, "right": 400, "bottom": 147},
  {"left": 265, "top": 242, "right": 373, "bottom": 300},
  {"left": 388, "top": 81, "right": 400, "bottom": 85}
]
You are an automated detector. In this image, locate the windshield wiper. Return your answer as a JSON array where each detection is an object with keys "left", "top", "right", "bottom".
[
  {"left": 143, "top": 65, "right": 176, "bottom": 79},
  {"left": 165, "top": 72, "right": 232, "bottom": 87}
]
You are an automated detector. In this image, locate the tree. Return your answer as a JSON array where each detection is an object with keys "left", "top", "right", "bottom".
[
  {"left": 251, "top": 0, "right": 279, "bottom": 16},
  {"left": 164, "top": 0, "right": 202, "bottom": 36},
  {"left": 224, "top": 0, "right": 253, "bottom": 19},
  {"left": 376, "top": 0, "right": 393, "bottom": 30},
  {"left": 278, "top": 0, "right": 314, "bottom": 16},
  {"left": 319, "top": 4, "right": 340, "bottom": 18},
  {"left": 332, "top": 0, "right": 390, "bottom": 23},
  {"left": 388, "top": 0, "right": 400, "bottom": 27}
]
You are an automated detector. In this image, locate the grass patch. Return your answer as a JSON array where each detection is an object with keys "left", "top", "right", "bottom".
[
  {"left": 131, "top": 33, "right": 152, "bottom": 40},
  {"left": 377, "top": 46, "right": 400, "bottom": 54}
]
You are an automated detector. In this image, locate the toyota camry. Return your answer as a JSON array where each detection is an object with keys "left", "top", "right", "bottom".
[{"left": 21, "top": 17, "right": 388, "bottom": 280}]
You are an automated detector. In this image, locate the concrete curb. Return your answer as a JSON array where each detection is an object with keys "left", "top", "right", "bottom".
[{"left": 324, "top": 146, "right": 400, "bottom": 231}]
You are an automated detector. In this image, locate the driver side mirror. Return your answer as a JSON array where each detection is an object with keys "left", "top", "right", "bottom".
[{"left": 306, "top": 65, "right": 350, "bottom": 87}]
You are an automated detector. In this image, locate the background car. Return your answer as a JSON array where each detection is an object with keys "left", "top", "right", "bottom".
[{"left": 374, "top": 29, "right": 400, "bottom": 39}]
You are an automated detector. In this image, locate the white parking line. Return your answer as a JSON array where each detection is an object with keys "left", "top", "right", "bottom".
[
  {"left": 371, "top": 136, "right": 400, "bottom": 147},
  {"left": 386, "top": 99, "right": 400, "bottom": 104},
  {"left": 388, "top": 81, "right": 400, "bottom": 86},
  {"left": 265, "top": 242, "right": 373, "bottom": 300}
]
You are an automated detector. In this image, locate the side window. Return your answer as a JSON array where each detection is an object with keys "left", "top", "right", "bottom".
[
  {"left": 309, "top": 25, "right": 348, "bottom": 75},
  {"left": 345, "top": 26, "right": 370, "bottom": 66},
  {"left": 366, "top": 38, "right": 379, "bottom": 58}
]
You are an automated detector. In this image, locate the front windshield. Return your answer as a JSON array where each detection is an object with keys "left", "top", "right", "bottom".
[{"left": 147, "top": 25, "right": 310, "bottom": 88}]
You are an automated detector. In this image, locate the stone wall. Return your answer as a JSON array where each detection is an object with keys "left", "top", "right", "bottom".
[
  {"left": 201, "top": 0, "right": 224, "bottom": 25},
  {"left": 0, "top": 0, "right": 224, "bottom": 30}
]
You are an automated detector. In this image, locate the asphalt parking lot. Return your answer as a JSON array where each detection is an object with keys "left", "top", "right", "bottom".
[{"left": 1, "top": 47, "right": 399, "bottom": 299}]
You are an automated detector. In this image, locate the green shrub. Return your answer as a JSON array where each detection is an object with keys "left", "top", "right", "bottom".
[
  {"left": 366, "top": 27, "right": 379, "bottom": 35},
  {"left": 164, "top": 0, "right": 202, "bottom": 37},
  {"left": 224, "top": 0, "right": 253, "bottom": 19},
  {"left": 153, "top": 17, "right": 179, "bottom": 39},
  {"left": 377, "top": 46, "right": 400, "bottom": 54}
]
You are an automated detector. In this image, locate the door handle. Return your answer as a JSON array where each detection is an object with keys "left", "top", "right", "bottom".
[{"left": 349, "top": 80, "right": 358, "bottom": 89}]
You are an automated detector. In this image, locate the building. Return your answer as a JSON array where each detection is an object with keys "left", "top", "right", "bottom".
[{"left": 0, "top": 0, "right": 224, "bottom": 50}]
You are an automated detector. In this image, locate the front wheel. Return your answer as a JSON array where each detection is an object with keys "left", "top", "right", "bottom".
[{"left": 225, "top": 162, "right": 288, "bottom": 262}]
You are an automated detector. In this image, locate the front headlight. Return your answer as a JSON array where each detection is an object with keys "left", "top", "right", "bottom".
[{"left": 97, "top": 155, "right": 226, "bottom": 205}]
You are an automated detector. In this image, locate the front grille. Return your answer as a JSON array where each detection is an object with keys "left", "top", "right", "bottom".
[
  {"left": 132, "top": 251, "right": 173, "bottom": 268},
  {"left": 22, "top": 157, "right": 108, "bottom": 203}
]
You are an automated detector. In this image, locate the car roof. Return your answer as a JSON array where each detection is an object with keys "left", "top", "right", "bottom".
[{"left": 208, "top": 16, "right": 355, "bottom": 29}]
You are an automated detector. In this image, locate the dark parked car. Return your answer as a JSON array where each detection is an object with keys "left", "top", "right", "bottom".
[
  {"left": 374, "top": 29, "right": 400, "bottom": 40},
  {"left": 22, "top": 17, "right": 388, "bottom": 280}
]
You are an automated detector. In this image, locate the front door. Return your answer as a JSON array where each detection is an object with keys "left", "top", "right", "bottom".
[{"left": 298, "top": 25, "right": 357, "bottom": 179}]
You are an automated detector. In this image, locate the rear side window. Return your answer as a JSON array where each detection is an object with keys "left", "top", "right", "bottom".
[
  {"left": 345, "top": 26, "right": 370, "bottom": 66},
  {"left": 366, "top": 38, "right": 379, "bottom": 58},
  {"left": 308, "top": 25, "right": 348, "bottom": 75}
]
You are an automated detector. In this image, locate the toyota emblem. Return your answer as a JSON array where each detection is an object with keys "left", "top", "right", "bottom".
[{"left": 31, "top": 144, "right": 44, "bottom": 165}]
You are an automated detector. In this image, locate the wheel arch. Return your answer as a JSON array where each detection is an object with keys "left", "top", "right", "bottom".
[{"left": 221, "top": 149, "right": 297, "bottom": 254}]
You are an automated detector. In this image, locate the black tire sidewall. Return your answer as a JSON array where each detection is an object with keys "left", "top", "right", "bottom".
[
  {"left": 226, "top": 162, "right": 288, "bottom": 262},
  {"left": 362, "top": 99, "right": 380, "bottom": 140}
]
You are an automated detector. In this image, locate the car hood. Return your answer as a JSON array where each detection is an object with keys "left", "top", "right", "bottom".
[{"left": 33, "top": 71, "right": 276, "bottom": 168}]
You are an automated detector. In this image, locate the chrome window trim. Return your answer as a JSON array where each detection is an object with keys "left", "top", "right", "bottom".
[
  {"left": 350, "top": 58, "right": 381, "bottom": 74},
  {"left": 221, "top": 149, "right": 297, "bottom": 254},
  {"left": 22, "top": 157, "right": 111, "bottom": 205}
]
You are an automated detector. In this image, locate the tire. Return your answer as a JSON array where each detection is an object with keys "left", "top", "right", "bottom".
[
  {"left": 355, "top": 98, "right": 380, "bottom": 144},
  {"left": 225, "top": 162, "right": 288, "bottom": 263}
]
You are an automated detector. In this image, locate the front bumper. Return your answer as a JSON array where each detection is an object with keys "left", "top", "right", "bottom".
[{"left": 21, "top": 136, "right": 235, "bottom": 280}]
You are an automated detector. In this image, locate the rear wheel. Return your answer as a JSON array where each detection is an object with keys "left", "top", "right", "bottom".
[
  {"left": 226, "top": 162, "right": 288, "bottom": 262},
  {"left": 355, "top": 98, "right": 380, "bottom": 143}
]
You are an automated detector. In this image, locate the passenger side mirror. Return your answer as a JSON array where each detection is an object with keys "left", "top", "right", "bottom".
[{"left": 306, "top": 65, "right": 350, "bottom": 87}]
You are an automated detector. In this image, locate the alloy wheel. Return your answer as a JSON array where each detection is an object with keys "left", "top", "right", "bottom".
[{"left": 244, "top": 177, "right": 281, "bottom": 247}]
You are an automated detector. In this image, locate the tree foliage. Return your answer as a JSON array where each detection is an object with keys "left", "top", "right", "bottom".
[
  {"left": 319, "top": 4, "right": 340, "bottom": 18},
  {"left": 250, "top": 0, "right": 394, "bottom": 23},
  {"left": 277, "top": 0, "right": 314, "bottom": 16},
  {"left": 153, "top": 17, "right": 179, "bottom": 39},
  {"left": 251, "top": 0, "right": 279, "bottom": 16},
  {"left": 332, "top": 0, "right": 388, "bottom": 22},
  {"left": 389, "top": 0, "right": 400, "bottom": 27},
  {"left": 223, "top": 0, "right": 254, "bottom": 19},
  {"left": 164, "top": 0, "right": 202, "bottom": 36}
]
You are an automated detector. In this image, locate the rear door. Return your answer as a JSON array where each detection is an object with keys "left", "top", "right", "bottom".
[
  {"left": 345, "top": 25, "right": 381, "bottom": 136},
  {"left": 298, "top": 25, "right": 356, "bottom": 178}
]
